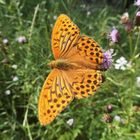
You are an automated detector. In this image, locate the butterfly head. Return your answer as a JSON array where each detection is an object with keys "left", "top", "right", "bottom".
[{"left": 48, "top": 60, "right": 56, "bottom": 69}]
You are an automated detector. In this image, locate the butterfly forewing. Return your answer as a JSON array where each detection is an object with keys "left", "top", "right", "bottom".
[{"left": 52, "top": 14, "right": 80, "bottom": 59}]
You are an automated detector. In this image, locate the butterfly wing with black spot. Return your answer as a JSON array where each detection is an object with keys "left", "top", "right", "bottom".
[
  {"left": 52, "top": 14, "right": 80, "bottom": 59},
  {"left": 66, "top": 35, "right": 104, "bottom": 70},
  {"left": 38, "top": 69, "right": 74, "bottom": 125},
  {"left": 65, "top": 69, "right": 103, "bottom": 99},
  {"left": 76, "top": 35, "right": 104, "bottom": 65}
]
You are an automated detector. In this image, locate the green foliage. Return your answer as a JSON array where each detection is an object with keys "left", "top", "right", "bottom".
[{"left": 0, "top": 0, "right": 140, "bottom": 140}]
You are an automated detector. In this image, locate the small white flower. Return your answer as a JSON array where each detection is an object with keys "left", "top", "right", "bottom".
[
  {"left": 114, "top": 115, "right": 121, "bottom": 122},
  {"left": 5, "top": 90, "right": 11, "bottom": 95},
  {"left": 3, "top": 38, "right": 8, "bottom": 44},
  {"left": 114, "top": 115, "right": 124, "bottom": 123},
  {"left": 80, "top": 4, "right": 86, "bottom": 8},
  {"left": 136, "top": 77, "right": 140, "bottom": 87},
  {"left": 12, "top": 64, "right": 17, "bottom": 69},
  {"left": 66, "top": 118, "right": 74, "bottom": 126},
  {"left": 53, "top": 15, "right": 57, "bottom": 20},
  {"left": 114, "top": 56, "right": 131, "bottom": 70},
  {"left": 17, "top": 36, "right": 27, "bottom": 43},
  {"left": 50, "top": 24, "right": 53, "bottom": 28},
  {"left": 13, "top": 76, "right": 19, "bottom": 81},
  {"left": 87, "top": 11, "right": 91, "bottom": 16}
]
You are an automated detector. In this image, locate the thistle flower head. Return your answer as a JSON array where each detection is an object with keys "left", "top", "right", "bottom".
[
  {"left": 100, "top": 49, "right": 113, "bottom": 70},
  {"left": 109, "top": 27, "right": 120, "bottom": 43},
  {"left": 134, "top": 0, "right": 140, "bottom": 6}
]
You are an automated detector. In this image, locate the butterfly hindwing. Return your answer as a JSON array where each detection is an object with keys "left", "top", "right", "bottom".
[
  {"left": 64, "top": 69, "right": 103, "bottom": 99},
  {"left": 38, "top": 69, "right": 74, "bottom": 125},
  {"left": 52, "top": 14, "right": 80, "bottom": 59}
]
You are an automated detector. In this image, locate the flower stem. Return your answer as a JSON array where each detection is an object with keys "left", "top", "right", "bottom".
[
  {"left": 23, "top": 99, "right": 33, "bottom": 140},
  {"left": 28, "top": 4, "right": 39, "bottom": 43},
  {"left": 128, "top": 33, "right": 133, "bottom": 58},
  {"left": 133, "top": 27, "right": 140, "bottom": 57}
]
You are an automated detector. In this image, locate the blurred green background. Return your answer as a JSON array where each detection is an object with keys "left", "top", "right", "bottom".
[{"left": 0, "top": 0, "right": 140, "bottom": 140}]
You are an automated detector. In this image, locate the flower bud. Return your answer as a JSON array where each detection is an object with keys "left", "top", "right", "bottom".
[
  {"left": 102, "top": 114, "right": 113, "bottom": 123},
  {"left": 106, "top": 104, "right": 113, "bottom": 113},
  {"left": 124, "top": 21, "right": 133, "bottom": 32},
  {"left": 135, "top": 11, "right": 140, "bottom": 26},
  {"left": 109, "top": 27, "right": 120, "bottom": 43},
  {"left": 120, "top": 12, "right": 129, "bottom": 24}
]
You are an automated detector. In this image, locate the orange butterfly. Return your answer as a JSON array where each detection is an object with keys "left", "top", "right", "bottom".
[{"left": 38, "top": 14, "right": 105, "bottom": 125}]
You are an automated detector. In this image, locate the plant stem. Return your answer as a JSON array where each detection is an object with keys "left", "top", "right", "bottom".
[
  {"left": 133, "top": 27, "right": 140, "bottom": 57},
  {"left": 128, "top": 33, "right": 132, "bottom": 58},
  {"left": 28, "top": 4, "right": 39, "bottom": 43},
  {"left": 23, "top": 103, "right": 33, "bottom": 140}
]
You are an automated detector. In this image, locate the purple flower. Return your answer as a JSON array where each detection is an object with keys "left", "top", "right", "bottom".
[
  {"left": 100, "top": 49, "right": 113, "bottom": 70},
  {"left": 109, "top": 27, "right": 120, "bottom": 43},
  {"left": 16, "top": 36, "right": 27, "bottom": 44},
  {"left": 134, "top": 0, "right": 140, "bottom": 6},
  {"left": 135, "top": 11, "right": 140, "bottom": 26},
  {"left": 136, "top": 11, "right": 140, "bottom": 16}
]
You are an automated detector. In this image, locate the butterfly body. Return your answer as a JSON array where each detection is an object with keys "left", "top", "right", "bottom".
[
  {"left": 38, "top": 14, "right": 105, "bottom": 125},
  {"left": 48, "top": 59, "right": 80, "bottom": 70}
]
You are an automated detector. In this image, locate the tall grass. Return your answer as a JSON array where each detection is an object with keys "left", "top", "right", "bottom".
[{"left": 0, "top": 0, "right": 140, "bottom": 140}]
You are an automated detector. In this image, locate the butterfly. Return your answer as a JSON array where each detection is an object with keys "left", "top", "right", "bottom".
[{"left": 38, "top": 14, "right": 105, "bottom": 125}]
